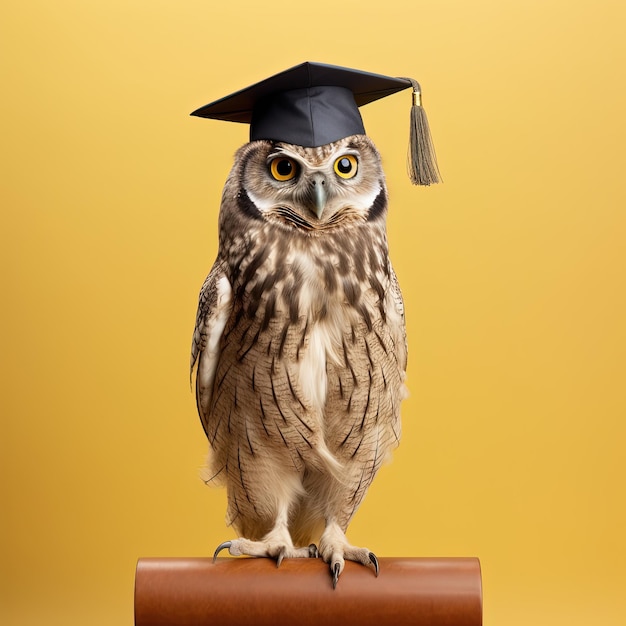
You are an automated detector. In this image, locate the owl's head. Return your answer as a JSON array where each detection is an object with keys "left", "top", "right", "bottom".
[{"left": 235, "top": 135, "right": 387, "bottom": 232}]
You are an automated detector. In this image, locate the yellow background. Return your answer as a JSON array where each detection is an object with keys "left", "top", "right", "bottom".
[{"left": 2, "top": 0, "right": 625, "bottom": 624}]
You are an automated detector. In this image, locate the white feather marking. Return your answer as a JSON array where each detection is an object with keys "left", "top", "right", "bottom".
[
  {"left": 198, "top": 276, "right": 233, "bottom": 409},
  {"left": 294, "top": 249, "right": 348, "bottom": 409},
  {"left": 247, "top": 187, "right": 276, "bottom": 213},
  {"left": 346, "top": 185, "right": 381, "bottom": 213},
  {"left": 298, "top": 324, "right": 328, "bottom": 413}
]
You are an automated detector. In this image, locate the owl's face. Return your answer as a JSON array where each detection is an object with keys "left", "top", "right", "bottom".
[{"left": 238, "top": 135, "right": 387, "bottom": 231}]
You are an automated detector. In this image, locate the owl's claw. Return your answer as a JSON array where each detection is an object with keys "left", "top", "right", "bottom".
[
  {"left": 369, "top": 552, "right": 380, "bottom": 576},
  {"left": 212, "top": 537, "right": 317, "bottom": 565},
  {"left": 319, "top": 523, "right": 380, "bottom": 588},
  {"left": 276, "top": 549, "right": 287, "bottom": 568},
  {"left": 213, "top": 541, "right": 232, "bottom": 562}
]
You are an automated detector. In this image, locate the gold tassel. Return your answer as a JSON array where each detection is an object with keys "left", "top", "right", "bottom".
[{"left": 400, "top": 78, "right": 442, "bottom": 186}]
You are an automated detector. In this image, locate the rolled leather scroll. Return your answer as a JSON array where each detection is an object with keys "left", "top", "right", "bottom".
[{"left": 135, "top": 556, "right": 482, "bottom": 626}]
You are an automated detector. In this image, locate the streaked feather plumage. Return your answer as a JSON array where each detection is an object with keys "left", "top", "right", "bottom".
[{"left": 191, "top": 135, "right": 407, "bottom": 579}]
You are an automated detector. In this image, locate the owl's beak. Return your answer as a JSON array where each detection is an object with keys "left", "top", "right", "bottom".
[{"left": 311, "top": 175, "right": 327, "bottom": 220}]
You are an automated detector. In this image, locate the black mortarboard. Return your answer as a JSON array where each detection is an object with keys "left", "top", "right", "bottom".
[{"left": 191, "top": 62, "right": 441, "bottom": 185}]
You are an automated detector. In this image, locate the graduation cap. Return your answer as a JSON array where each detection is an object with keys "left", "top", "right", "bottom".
[{"left": 191, "top": 62, "right": 441, "bottom": 186}]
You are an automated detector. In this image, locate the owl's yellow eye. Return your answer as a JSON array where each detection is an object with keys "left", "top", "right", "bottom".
[
  {"left": 334, "top": 154, "right": 358, "bottom": 179},
  {"left": 270, "top": 157, "right": 298, "bottom": 181}
]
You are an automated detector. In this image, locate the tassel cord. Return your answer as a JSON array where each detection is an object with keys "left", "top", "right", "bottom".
[{"left": 399, "top": 77, "right": 442, "bottom": 186}]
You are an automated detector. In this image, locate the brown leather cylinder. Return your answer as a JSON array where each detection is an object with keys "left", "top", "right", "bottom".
[{"left": 134, "top": 556, "right": 482, "bottom": 626}]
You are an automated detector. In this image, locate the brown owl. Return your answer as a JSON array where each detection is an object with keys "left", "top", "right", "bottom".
[{"left": 190, "top": 62, "right": 439, "bottom": 587}]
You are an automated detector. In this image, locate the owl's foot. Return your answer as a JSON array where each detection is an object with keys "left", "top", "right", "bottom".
[
  {"left": 213, "top": 539, "right": 318, "bottom": 566},
  {"left": 319, "top": 522, "right": 379, "bottom": 588}
]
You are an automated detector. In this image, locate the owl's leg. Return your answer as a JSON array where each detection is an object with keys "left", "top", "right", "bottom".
[
  {"left": 213, "top": 502, "right": 318, "bottom": 565},
  {"left": 318, "top": 520, "right": 379, "bottom": 588}
]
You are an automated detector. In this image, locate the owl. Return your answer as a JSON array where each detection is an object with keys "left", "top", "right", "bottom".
[
  {"left": 190, "top": 134, "right": 407, "bottom": 587},
  {"left": 190, "top": 62, "right": 438, "bottom": 587}
]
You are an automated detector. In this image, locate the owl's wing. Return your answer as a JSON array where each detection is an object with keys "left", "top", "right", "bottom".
[
  {"left": 190, "top": 258, "right": 233, "bottom": 432},
  {"left": 388, "top": 263, "right": 408, "bottom": 372}
]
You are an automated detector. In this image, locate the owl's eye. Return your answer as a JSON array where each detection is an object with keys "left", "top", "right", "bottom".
[
  {"left": 269, "top": 157, "right": 298, "bottom": 182},
  {"left": 334, "top": 155, "right": 358, "bottom": 179}
]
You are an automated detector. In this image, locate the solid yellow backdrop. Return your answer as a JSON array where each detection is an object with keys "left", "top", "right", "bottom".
[{"left": 2, "top": 1, "right": 625, "bottom": 624}]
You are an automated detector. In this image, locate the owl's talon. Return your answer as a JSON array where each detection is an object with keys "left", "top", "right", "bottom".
[
  {"left": 369, "top": 552, "right": 379, "bottom": 576},
  {"left": 276, "top": 550, "right": 286, "bottom": 568},
  {"left": 308, "top": 543, "right": 319, "bottom": 558},
  {"left": 213, "top": 541, "right": 233, "bottom": 562},
  {"left": 332, "top": 562, "right": 341, "bottom": 589}
]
